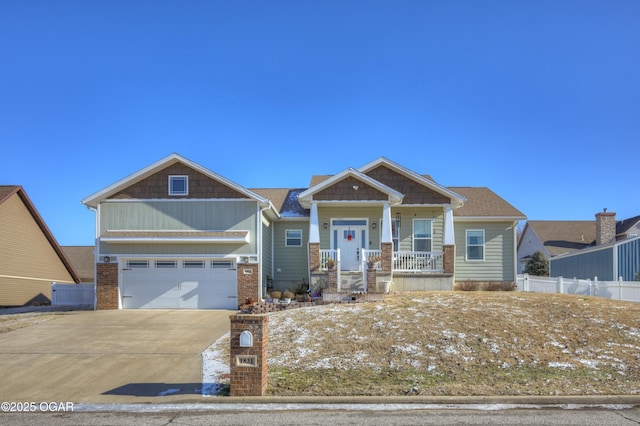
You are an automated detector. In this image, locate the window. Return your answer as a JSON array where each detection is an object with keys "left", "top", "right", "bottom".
[
  {"left": 212, "top": 260, "right": 234, "bottom": 269},
  {"left": 285, "top": 229, "right": 302, "bottom": 247},
  {"left": 392, "top": 219, "right": 400, "bottom": 252},
  {"left": 183, "top": 260, "right": 205, "bottom": 268},
  {"left": 169, "top": 175, "right": 188, "bottom": 196},
  {"left": 155, "top": 260, "right": 177, "bottom": 268},
  {"left": 413, "top": 219, "right": 432, "bottom": 252},
  {"left": 126, "top": 260, "right": 149, "bottom": 269},
  {"left": 466, "top": 230, "right": 485, "bottom": 261}
]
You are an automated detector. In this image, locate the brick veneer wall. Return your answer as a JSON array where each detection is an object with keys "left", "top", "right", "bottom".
[
  {"left": 381, "top": 242, "right": 393, "bottom": 272},
  {"left": 443, "top": 245, "right": 455, "bottom": 274},
  {"left": 309, "top": 242, "right": 320, "bottom": 273},
  {"left": 367, "top": 267, "right": 378, "bottom": 293},
  {"left": 230, "top": 314, "right": 268, "bottom": 396},
  {"left": 96, "top": 263, "right": 119, "bottom": 310},
  {"left": 237, "top": 263, "right": 260, "bottom": 307},
  {"left": 328, "top": 266, "right": 338, "bottom": 292}
]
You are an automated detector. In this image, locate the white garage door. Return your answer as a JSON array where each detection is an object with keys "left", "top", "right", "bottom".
[{"left": 121, "top": 258, "right": 237, "bottom": 309}]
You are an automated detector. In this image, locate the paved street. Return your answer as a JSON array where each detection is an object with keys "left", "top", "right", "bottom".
[{"left": 2, "top": 405, "right": 640, "bottom": 425}]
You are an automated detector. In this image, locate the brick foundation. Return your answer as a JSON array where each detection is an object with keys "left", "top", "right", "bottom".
[
  {"left": 230, "top": 314, "right": 268, "bottom": 396},
  {"left": 96, "top": 263, "right": 119, "bottom": 310},
  {"left": 237, "top": 263, "right": 260, "bottom": 307}
]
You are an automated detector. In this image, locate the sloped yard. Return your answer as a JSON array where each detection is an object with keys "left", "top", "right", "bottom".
[{"left": 208, "top": 292, "right": 640, "bottom": 396}]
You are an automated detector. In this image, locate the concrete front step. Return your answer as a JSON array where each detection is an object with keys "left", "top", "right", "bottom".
[{"left": 340, "top": 272, "right": 365, "bottom": 292}]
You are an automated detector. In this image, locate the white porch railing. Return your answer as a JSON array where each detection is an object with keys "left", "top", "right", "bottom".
[
  {"left": 320, "top": 249, "right": 340, "bottom": 270},
  {"left": 393, "top": 251, "right": 444, "bottom": 273},
  {"left": 362, "top": 249, "right": 382, "bottom": 271}
]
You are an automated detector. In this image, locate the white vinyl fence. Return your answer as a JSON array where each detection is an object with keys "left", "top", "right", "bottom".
[
  {"left": 517, "top": 274, "right": 640, "bottom": 303},
  {"left": 51, "top": 283, "right": 95, "bottom": 307}
]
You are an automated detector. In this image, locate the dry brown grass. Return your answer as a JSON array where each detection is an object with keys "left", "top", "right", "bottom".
[{"left": 264, "top": 292, "right": 640, "bottom": 396}]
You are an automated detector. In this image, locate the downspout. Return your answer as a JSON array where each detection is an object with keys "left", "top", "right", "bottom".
[{"left": 512, "top": 221, "right": 519, "bottom": 282}]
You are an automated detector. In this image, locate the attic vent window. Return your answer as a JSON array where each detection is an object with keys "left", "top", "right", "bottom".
[{"left": 169, "top": 175, "right": 188, "bottom": 196}]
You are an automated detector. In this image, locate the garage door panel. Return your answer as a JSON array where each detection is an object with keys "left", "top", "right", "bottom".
[{"left": 121, "top": 258, "right": 237, "bottom": 309}]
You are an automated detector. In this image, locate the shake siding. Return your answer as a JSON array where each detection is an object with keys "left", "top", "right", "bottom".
[
  {"left": 272, "top": 221, "right": 309, "bottom": 286},
  {"left": 454, "top": 222, "right": 515, "bottom": 281},
  {"left": 0, "top": 194, "right": 75, "bottom": 306}
]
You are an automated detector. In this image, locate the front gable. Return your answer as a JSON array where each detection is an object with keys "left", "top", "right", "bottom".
[
  {"left": 364, "top": 165, "right": 452, "bottom": 205},
  {"left": 110, "top": 162, "right": 249, "bottom": 200},
  {"left": 315, "top": 176, "right": 388, "bottom": 201},
  {"left": 298, "top": 168, "right": 403, "bottom": 208},
  {"left": 82, "top": 153, "right": 272, "bottom": 209}
]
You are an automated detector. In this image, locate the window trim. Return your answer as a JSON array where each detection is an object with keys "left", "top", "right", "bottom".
[
  {"left": 285, "top": 229, "right": 303, "bottom": 247},
  {"left": 412, "top": 218, "right": 433, "bottom": 252},
  {"left": 168, "top": 175, "right": 189, "bottom": 196},
  {"left": 466, "top": 229, "right": 485, "bottom": 261}
]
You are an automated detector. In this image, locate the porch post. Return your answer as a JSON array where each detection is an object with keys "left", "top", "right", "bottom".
[
  {"left": 309, "top": 202, "right": 320, "bottom": 243},
  {"left": 381, "top": 203, "right": 393, "bottom": 272},
  {"left": 381, "top": 203, "right": 392, "bottom": 243},
  {"left": 444, "top": 206, "right": 455, "bottom": 245}
]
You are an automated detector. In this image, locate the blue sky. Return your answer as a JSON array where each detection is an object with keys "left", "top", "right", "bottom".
[{"left": 1, "top": 1, "right": 638, "bottom": 246}]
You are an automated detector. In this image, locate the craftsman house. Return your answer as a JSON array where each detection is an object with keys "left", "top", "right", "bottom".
[{"left": 82, "top": 154, "right": 525, "bottom": 309}]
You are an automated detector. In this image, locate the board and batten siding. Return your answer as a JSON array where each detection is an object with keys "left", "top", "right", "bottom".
[
  {"left": 272, "top": 220, "right": 309, "bottom": 290},
  {"left": 550, "top": 247, "right": 614, "bottom": 281},
  {"left": 0, "top": 194, "right": 75, "bottom": 306},
  {"left": 454, "top": 221, "right": 516, "bottom": 282},
  {"left": 618, "top": 237, "right": 640, "bottom": 281}
]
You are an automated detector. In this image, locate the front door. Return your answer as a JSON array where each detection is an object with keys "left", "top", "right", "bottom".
[{"left": 332, "top": 219, "right": 367, "bottom": 271}]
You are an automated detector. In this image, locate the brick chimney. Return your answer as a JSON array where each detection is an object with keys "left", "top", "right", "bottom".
[{"left": 595, "top": 209, "right": 616, "bottom": 245}]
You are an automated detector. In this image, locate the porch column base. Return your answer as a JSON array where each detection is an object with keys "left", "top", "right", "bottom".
[
  {"left": 381, "top": 242, "right": 393, "bottom": 273},
  {"left": 309, "top": 242, "right": 320, "bottom": 273},
  {"left": 443, "top": 245, "right": 455, "bottom": 275}
]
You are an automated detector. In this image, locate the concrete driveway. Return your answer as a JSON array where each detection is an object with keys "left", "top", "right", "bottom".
[{"left": 0, "top": 309, "right": 233, "bottom": 404}]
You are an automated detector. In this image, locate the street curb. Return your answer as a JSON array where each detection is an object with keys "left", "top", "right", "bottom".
[{"left": 102, "top": 395, "right": 640, "bottom": 407}]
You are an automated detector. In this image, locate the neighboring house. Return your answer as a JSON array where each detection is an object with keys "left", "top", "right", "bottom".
[
  {"left": 0, "top": 186, "right": 80, "bottom": 306},
  {"left": 61, "top": 246, "right": 95, "bottom": 284},
  {"left": 517, "top": 220, "right": 596, "bottom": 273},
  {"left": 82, "top": 154, "right": 525, "bottom": 310},
  {"left": 549, "top": 211, "right": 640, "bottom": 281}
]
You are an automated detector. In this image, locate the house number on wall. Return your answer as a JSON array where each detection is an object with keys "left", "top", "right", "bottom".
[{"left": 236, "top": 355, "right": 257, "bottom": 367}]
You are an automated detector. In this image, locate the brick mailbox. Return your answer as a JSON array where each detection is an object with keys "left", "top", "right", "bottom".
[{"left": 229, "top": 314, "right": 268, "bottom": 396}]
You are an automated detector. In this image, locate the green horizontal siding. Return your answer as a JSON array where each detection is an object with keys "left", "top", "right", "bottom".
[
  {"left": 317, "top": 206, "right": 444, "bottom": 251},
  {"left": 99, "top": 242, "right": 254, "bottom": 256},
  {"left": 454, "top": 222, "right": 516, "bottom": 281},
  {"left": 100, "top": 200, "right": 257, "bottom": 233},
  {"left": 272, "top": 221, "right": 309, "bottom": 287}
]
